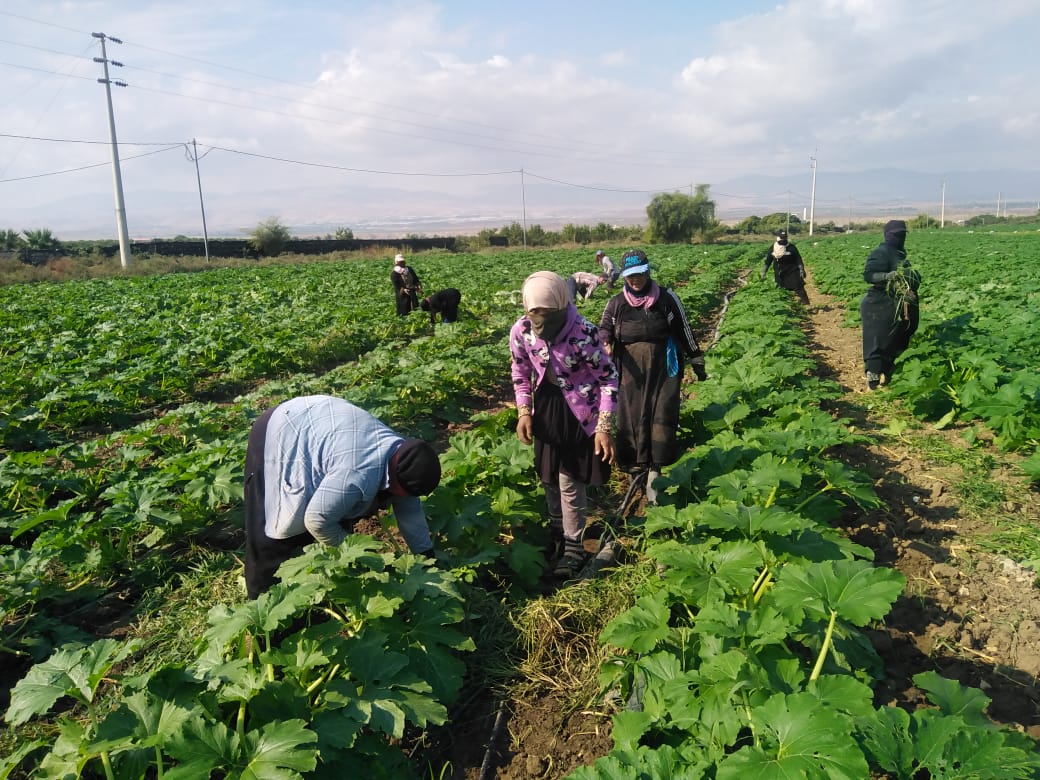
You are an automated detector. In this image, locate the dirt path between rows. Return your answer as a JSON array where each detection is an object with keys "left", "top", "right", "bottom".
[{"left": 799, "top": 273, "right": 1040, "bottom": 738}]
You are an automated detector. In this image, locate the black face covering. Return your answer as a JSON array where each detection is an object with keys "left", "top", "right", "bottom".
[
  {"left": 528, "top": 309, "right": 568, "bottom": 342},
  {"left": 883, "top": 220, "right": 908, "bottom": 250}
]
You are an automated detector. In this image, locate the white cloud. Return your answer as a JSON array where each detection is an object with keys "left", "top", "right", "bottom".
[{"left": 1, "top": 0, "right": 1038, "bottom": 237}]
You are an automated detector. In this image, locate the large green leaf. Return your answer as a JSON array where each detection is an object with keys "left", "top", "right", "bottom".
[
  {"left": 164, "top": 717, "right": 318, "bottom": 780},
  {"left": 913, "top": 670, "right": 993, "bottom": 727},
  {"left": 770, "top": 559, "right": 905, "bottom": 626},
  {"left": 600, "top": 592, "right": 671, "bottom": 654},
  {"left": 717, "top": 691, "right": 868, "bottom": 780},
  {"left": 5, "top": 638, "right": 138, "bottom": 725}
]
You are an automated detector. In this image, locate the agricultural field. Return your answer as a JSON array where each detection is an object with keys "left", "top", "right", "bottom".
[{"left": 1, "top": 234, "right": 1038, "bottom": 778}]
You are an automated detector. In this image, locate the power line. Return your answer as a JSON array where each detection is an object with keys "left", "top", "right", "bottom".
[
  {"left": 0, "top": 131, "right": 184, "bottom": 146},
  {"left": 206, "top": 144, "right": 520, "bottom": 178},
  {"left": 523, "top": 170, "right": 689, "bottom": 194},
  {"left": 0, "top": 9, "right": 85, "bottom": 35},
  {"left": 0, "top": 142, "right": 183, "bottom": 183}
]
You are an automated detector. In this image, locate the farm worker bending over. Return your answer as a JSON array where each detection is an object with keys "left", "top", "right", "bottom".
[
  {"left": 596, "top": 250, "right": 620, "bottom": 288},
  {"left": 598, "top": 250, "right": 707, "bottom": 505},
  {"left": 761, "top": 229, "right": 809, "bottom": 305},
  {"left": 420, "top": 287, "right": 462, "bottom": 325},
  {"left": 243, "top": 395, "right": 441, "bottom": 598},
  {"left": 391, "top": 253, "right": 423, "bottom": 316},
  {"left": 570, "top": 271, "right": 607, "bottom": 302},
  {"left": 860, "top": 219, "right": 921, "bottom": 391},
  {"left": 510, "top": 271, "right": 618, "bottom": 580}
]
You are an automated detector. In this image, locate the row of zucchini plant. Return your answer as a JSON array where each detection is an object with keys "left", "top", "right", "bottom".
[
  {"left": 567, "top": 280, "right": 1040, "bottom": 778},
  {"left": 1, "top": 246, "right": 744, "bottom": 776},
  {"left": 807, "top": 229, "right": 1040, "bottom": 479}
]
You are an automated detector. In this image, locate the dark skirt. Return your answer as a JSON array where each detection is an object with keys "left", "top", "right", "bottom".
[
  {"left": 615, "top": 340, "right": 682, "bottom": 470},
  {"left": 860, "top": 290, "right": 919, "bottom": 375},
  {"left": 532, "top": 380, "right": 609, "bottom": 486},
  {"left": 244, "top": 405, "right": 312, "bottom": 598}
]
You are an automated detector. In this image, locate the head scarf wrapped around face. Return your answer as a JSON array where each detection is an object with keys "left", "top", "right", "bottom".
[
  {"left": 883, "top": 220, "right": 908, "bottom": 251},
  {"left": 521, "top": 271, "right": 570, "bottom": 341}
]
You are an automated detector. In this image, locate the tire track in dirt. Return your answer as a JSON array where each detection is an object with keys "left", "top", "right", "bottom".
[{"left": 798, "top": 271, "right": 1040, "bottom": 737}]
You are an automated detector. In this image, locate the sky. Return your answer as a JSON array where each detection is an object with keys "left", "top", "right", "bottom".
[{"left": 1, "top": 0, "right": 1038, "bottom": 239}]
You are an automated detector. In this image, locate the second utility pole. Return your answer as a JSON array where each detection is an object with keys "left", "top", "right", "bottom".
[
  {"left": 808, "top": 154, "right": 817, "bottom": 237},
  {"left": 93, "top": 31, "right": 132, "bottom": 269}
]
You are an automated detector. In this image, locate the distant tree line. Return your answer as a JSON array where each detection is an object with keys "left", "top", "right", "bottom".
[{"left": 5, "top": 199, "right": 1037, "bottom": 269}]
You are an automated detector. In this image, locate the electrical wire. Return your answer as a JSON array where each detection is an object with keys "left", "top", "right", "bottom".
[{"left": 0, "top": 144, "right": 184, "bottom": 183}]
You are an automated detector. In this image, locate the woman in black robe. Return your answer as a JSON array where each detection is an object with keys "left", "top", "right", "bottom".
[
  {"left": 598, "top": 250, "right": 707, "bottom": 503},
  {"left": 860, "top": 220, "right": 921, "bottom": 390}
]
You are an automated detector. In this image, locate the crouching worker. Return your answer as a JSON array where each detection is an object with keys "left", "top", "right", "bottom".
[
  {"left": 243, "top": 395, "right": 441, "bottom": 598},
  {"left": 420, "top": 287, "right": 462, "bottom": 325}
]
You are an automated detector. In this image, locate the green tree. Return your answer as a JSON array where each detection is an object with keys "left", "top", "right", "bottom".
[
  {"left": 645, "top": 185, "right": 717, "bottom": 243},
  {"left": 0, "top": 229, "right": 23, "bottom": 250},
  {"left": 334, "top": 227, "right": 355, "bottom": 240},
  {"left": 908, "top": 213, "right": 939, "bottom": 229},
  {"left": 249, "top": 217, "right": 291, "bottom": 256},
  {"left": 561, "top": 224, "right": 592, "bottom": 244},
  {"left": 21, "top": 228, "right": 60, "bottom": 250}
]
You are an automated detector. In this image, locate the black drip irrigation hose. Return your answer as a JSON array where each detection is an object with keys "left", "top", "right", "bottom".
[
  {"left": 708, "top": 270, "right": 752, "bottom": 350},
  {"left": 478, "top": 700, "right": 509, "bottom": 780}
]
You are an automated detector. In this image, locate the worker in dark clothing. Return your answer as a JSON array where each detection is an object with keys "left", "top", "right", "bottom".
[
  {"left": 391, "top": 254, "right": 423, "bottom": 316},
  {"left": 420, "top": 288, "right": 462, "bottom": 325},
  {"left": 598, "top": 250, "right": 707, "bottom": 505},
  {"left": 860, "top": 220, "right": 921, "bottom": 390},
  {"left": 762, "top": 229, "right": 809, "bottom": 305}
]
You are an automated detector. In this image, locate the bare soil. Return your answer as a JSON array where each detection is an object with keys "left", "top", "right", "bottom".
[{"left": 419, "top": 274, "right": 1040, "bottom": 778}]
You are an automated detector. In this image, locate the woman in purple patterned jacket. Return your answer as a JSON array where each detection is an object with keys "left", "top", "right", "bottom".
[{"left": 510, "top": 271, "right": 618, "bottom": 579}]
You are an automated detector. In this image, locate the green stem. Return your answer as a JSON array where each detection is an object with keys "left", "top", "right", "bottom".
[
  {"left": 154, "top": 746, "right": 165, "bottom": 780},
  {"left": 793, "top": 486, "right": 829, "bottom": 514},
  {"left": 307, "top": 663, "right": 340, "bottom": 697},
  {"left": 264, "top": 631, "right": 275, "bottom": 682},
  {"left": 236, "top": 699, "right": 247, "bottom": 740},
  {"left": 810, "top": 610, "right": 837, "bottom": 682},
  {"left": 740, "top": 689, "right": 758, "bottom": 748},
  {"left": 99, "top": 750, "right": 116, "bottom": 780},
  {"left": 753, "top": 570, "right": 773, "bottom": 604}
]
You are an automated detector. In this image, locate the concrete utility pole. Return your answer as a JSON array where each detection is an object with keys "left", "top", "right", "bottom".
[
  {"left": 940, "top": 179, "right": 946, "bottom": 228},
  {"left": 808, "top": 154, "right": 818, "bottom": 237},
  {"left": 93, "top": 32, "right": 131, "bottom": 269},
  {"left": 191, "top": 139, "right": 210, "bottom": 261},
  {"left": 520, "top": 168, "right": 528, "bottom": 248}
]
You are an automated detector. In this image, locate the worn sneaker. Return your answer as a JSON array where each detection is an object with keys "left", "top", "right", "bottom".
[
  {"left": 865, "top": 371, "right": 881, "bottom": 391},
  {"left": 553, "top": 540, "right": 590, "bottom": 579}
]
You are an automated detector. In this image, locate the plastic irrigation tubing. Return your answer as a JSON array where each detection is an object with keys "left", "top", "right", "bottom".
[
  {"left": 708, "top": 270, "right": 752, "bottom": 350},
  {"left": 479, "top": 700, "right": 509, "bottom": 780}
]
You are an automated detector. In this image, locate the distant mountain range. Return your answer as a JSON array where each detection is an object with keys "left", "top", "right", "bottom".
[
  {"left": 7, "top": 168, "right": 1037, "bottom": 239},
  {"left": 714, "top": 168, "right": 1039, "bottom": 224}
]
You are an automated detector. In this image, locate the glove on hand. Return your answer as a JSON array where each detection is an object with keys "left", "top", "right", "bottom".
[
  {"left": 694, "top": 364, "right": 708, "bottom": 382},
  {"left": 884, "top": 270, "right": 899, "bottom": 281}
]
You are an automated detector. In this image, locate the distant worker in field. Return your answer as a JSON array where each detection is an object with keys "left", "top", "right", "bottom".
[
  {"left": 570, "top": 271, "right": 608, "bottom": 302},
  {"left": 761, "top": 229, "right": 809, "bottom": 305},
  {"left": 391, "top": 253, "right": 423, "bottom": 316},
  {"left": 420, "top": 287, "right": 462, "bottom": 325},
  {"left": 598, "top": 250, "right": 707, "bottom": 505},
  {"left": 510, "top": 271, "right": 618, "bottom": 580},
  {"left": 596, "top": 250, "right": 620, "bottom": 288},
  {"left": 243, "top": 395, "right": 441, "bottom": 598},
  {"left": 860, "top": 219, "right": 921, "bottom": 391}
]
